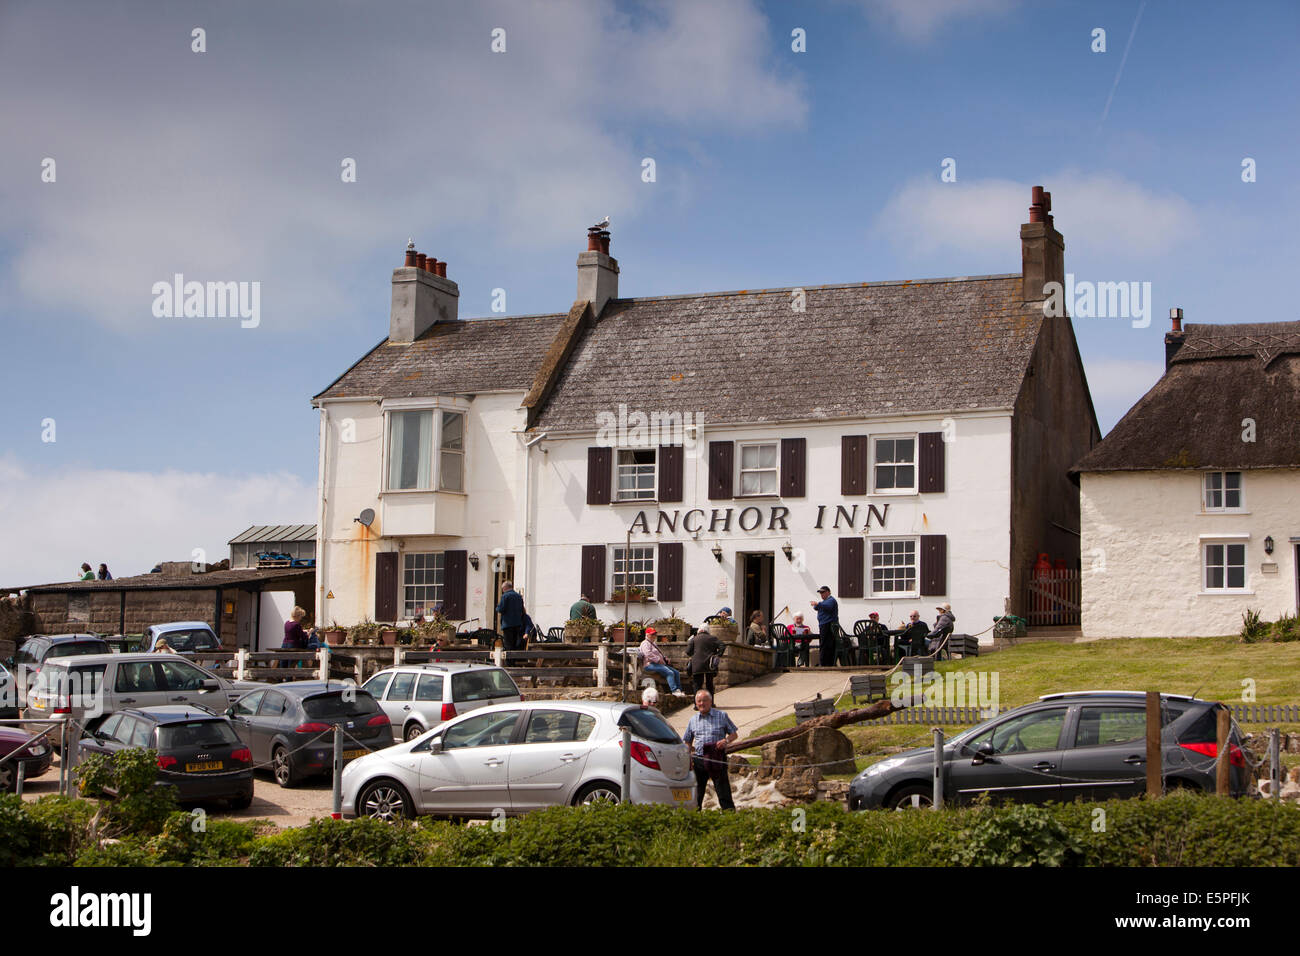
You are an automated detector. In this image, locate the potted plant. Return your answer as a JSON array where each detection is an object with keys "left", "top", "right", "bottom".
[
  {"left": 346, "top": 618, "right": 381, "bottom": 646},
  {"left": 563, "top": 617, "right": 603, "bottom": 643},
  {"left": 649, "top": 611, "right": 690, "bottom": 641},
  {"left": 706, "top": 616, "right": 739, "bottom": 642},
  {"left": 378, "top": 625, "right": 398, "bottom": 646},
  {"left": 414, "top": 610, "right": 457, "bottom": 647},
  {"left": 321, "top": 619, "right": 347, "bottom": 644},
  {"left": 608, "top": 585, "right": 652, "bottom": 604},
  {"left": 396, "top": 627, "right": 415, "bottom": 646}
]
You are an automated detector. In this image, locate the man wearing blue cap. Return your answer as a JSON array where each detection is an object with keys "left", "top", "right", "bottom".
[{"left": 811, "top": 586, "right": 839, "bottom": 667}]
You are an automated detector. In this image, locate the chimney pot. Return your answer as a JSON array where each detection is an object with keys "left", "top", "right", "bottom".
[
  {"left": 415, "top": 253, "right": 427, "bottom": 271},
  {"left": 598, "top": 230, "right": 610, "bottom": 255},
  {"left": 425, "top": 256, "right": 437, "bottom": 273},
  {"left": 587, "top": 227, "right": 601, "bottom": 252},
  {"left": 1170, "top": 307, "right": 1183, "bottom": 333},
  {"left": 404, "top": 244, "right": 418, "bottom": 268},
  {"left": 435, "top": 260, "right": 446, "bottom": 278}
]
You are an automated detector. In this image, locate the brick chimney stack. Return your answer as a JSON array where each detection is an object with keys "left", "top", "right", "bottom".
[
  {"left": 1021, "top": 185, "right": 1065, "bottom": 303},
  {"left": 577, "top": 225, "right": 619, "bottom": 317},
  {"left": 1165, "top": 308, "right": 1186, "bottom": 369},
  {"left": 390, "top": 240, "right": 459, "bottom": 342}
]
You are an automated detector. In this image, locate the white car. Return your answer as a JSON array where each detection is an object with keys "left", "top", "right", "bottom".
[
  {"left": 362, "top": 662, "right": 522, "bottom": 743},
  {"left": 341, "top": 700, "right": 696, "bottom": 820}
]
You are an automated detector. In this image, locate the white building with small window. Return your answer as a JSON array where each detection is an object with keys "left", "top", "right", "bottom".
[
  {"left": 314, "top": 190, "right": 1100, "bottom": 640},
  {"left": 1075, "top": 316, "right": 1300, "bottom": 637}
]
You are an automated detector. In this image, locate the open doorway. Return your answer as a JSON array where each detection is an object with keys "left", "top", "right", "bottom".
[
  {"left": 738, "top": 552, "right": 774, "bottom": 635},
  {"left": 491, "top": 555, "right": 516, "bottom": 632}
]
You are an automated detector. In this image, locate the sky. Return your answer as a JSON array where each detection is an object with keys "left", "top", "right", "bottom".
[{"left": 1, "top": 0, "right": 1297, "bottom": 586}]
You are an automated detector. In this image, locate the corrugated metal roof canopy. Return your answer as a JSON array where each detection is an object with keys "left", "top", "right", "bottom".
[{"left": 227, "top": 524, "right": 317, "bottom": 545}]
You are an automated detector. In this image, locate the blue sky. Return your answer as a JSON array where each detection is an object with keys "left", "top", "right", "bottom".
[{"left": 2, "top": 0, "right": 1297, "bottom": 584}]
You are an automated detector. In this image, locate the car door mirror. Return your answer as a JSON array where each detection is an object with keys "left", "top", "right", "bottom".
[
  {"left": 200, "top": 679, "right": 219, "bottom": 692},
  {"left": 971, "top": 742, "right": 996, "bottom": 765}
]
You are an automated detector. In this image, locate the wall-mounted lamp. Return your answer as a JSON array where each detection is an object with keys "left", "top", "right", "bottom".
[
  {"left": 711, "top": 544, "right": 724, "bottom": 562},
  {"left": 1264, "top": 536, "right": 1274, "bottom": 555},
  {"left": 469, "top": 553, "right": 480, "bottom": 570},
  {"left": 781, "top": 543, "right": 794, "bottom": 562}
]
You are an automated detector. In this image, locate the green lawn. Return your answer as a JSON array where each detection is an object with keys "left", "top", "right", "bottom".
[{"left": 747, "top": 636, "right": 1300, "bottom": 771}]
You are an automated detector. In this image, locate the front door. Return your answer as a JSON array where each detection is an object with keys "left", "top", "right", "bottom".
[
  {"left": 739, "top": 553, "right": 774, "bottom": 634},
  {"left": 491, "top": 555, "right": 516, "bottom": 632}
]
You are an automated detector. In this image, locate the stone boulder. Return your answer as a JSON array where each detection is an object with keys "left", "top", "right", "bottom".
[
  {"left": 760, "top": 726, "right": 857, "bottom": 778},
  {"left": 774, "top": 756, "right": 822, "bottom": 801}
]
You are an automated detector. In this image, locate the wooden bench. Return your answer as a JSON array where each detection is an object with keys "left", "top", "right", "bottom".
[
  {"left": 849, "top": 673, "right": 889, "bottom": 704},
  {"left": 793, "top": 697, "right": 836, "bottom": 723}
]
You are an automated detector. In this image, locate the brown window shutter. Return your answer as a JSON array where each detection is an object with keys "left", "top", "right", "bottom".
[
  {"left": 838, "top": 538, "right": 864, "bottom": 599},
  {"left": 658, "top": 542, "right": 684, "bottom": 602},
  {"left": 920, "top": 534, "right": 947, "bottom": 596},
  {"left": 580, "top": 545, "right": 607, "bottom": 604},
  {"left": 375, "top": 551, "right": 399, "bottom": 621},
  {"left": 780, "top": 438, "right": 806, "bottom": 497},
  {"left": 443, "top": 550, "right": 467, "bottom": 620},
  {"left": 919, "top": 432, "right": 945, "bottom": 493},
  {"left": 659, "top": 445, "right": 684, "bottom": 503},
  {"left": 587, "top": 447, "right": 612, "bottom": 505},
  {"left": 842, "top": 435, "right": 869, "bottom": 495},
  {"left": 707, "top": 441, "right": 734, "bottom": 500}
]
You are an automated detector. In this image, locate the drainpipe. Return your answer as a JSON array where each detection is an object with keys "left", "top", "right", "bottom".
[{"left": 317, "top": 406, "right": 329, "bottom": 632}]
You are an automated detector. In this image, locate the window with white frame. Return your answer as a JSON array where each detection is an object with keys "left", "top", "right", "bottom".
[
  {"left": 385, "top": 406, "right": 466, "bottom": 492},
  {"left": 873, "top": 436, "right": 916, "bottom": 493},
  {"left": 403, "top": 552, "right": 445, "bottom": 618},
  {"left": 1203, "top": 471, "right": 1243, "bottom": 511},
  {"left": 738, "top": 442, "right": 778, "bottom": 496},
  {"left": 1203, "top": 542, "right": 1246, "bottom": 591},
  {"left": 439, "top": 411, "right": 465, "bottom": 492},
  {"left": 870, "top": 539, "right": 917, "bottom": 595},
  {"left": 611, "top": 545, "right": 655, "bottom": 597},
  {"left": 615, "top": 449, "right": 657, "bottom": 501}
]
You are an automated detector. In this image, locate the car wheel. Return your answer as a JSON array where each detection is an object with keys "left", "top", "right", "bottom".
[
  {"left": 574, "top": 781, "right": 621, "bottom": 805},
  {"left": 271, "top": 745, "right": 298, "bottom": 788},
  {"left": 888, "top": 784, "right": 934, "bottom": 810},
  {"left": 0, "top": 761, "right": 14, "bottom": 793},
  {"left": 228, "top": 791, "right": 254, "bottom": 810},
  {"left": 358, "top": 779, "right": 415, "bottom": 822},
  {"left": 403, "top": 722, "right": 425, "bottom": 743}
]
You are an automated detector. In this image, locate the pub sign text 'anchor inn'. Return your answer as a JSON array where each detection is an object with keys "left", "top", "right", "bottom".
[{"left": 628, "top": 503, "right": 891, "bottom": 536}]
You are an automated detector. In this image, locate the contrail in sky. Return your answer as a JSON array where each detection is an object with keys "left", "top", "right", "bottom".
[{"left": 1100, "top": 0, "right": 1147, "bottom": 127}]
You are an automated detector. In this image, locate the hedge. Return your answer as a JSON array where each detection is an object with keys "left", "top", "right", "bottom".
[{"left": 3, "top": 792, "right": 1299, "bottom": 867}]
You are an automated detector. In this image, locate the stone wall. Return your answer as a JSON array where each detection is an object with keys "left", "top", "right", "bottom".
[{"left": 653, "top": 640, "right": 775, "bottom": 692}]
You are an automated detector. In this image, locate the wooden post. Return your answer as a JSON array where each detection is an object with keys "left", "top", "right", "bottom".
[
  {"left": 596, "top": 642, "right": 609, "bottom": 688},
  {"left": 1270, "top": 727, "right": 1281, "bottom": 801},
  {"left": 1216, "top": 707, "right": 1231, "bottom": 796},
  {"left": 932, "top": 727, "right": 944, "bottom": 810},
  {"left": 1145, "top": 691, "right": 1162, "bottom": 797}
]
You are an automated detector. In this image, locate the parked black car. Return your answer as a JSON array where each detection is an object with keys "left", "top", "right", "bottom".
[
  {"left": 226, "top": 682, "right": 391, "bottom": 787},
  {"left": 849, "top": 691, "right": 1248, "bottom": 810},
  {"left": 77, "top": 705, "right": 254, "bottom": 808},
  {"left": 13, "top": 634, "right": 110, "bottom": 677},
  {"left": 0, "top": 725, "right": 54, "bottom": 792}
]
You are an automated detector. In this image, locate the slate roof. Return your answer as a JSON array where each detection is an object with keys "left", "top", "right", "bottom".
[
  {"left": 314, "top": 313, "right": 567, "bottom": 400},
  {"left": 1073, "top": 321, "right": 1300, "bottom": 472},
  {"left": 18, "top": 567, "right": 313, "bottom": 594},
  {"left": 530, "top": 275, "right": 1043, "bottom": 430}
]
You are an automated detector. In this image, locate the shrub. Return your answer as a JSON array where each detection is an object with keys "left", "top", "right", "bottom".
[
  {"left": 951, "top": 802, "right": 1084, "bottom": 867},
  {"left": 1241, "top": 608, "right": 1267, "bottom": 642},
  {"left": 76, "top": 748, "right": 177, "bottom": 837},
  {"left": 248, "top": 817, "right": 430, "bottom": 867}
]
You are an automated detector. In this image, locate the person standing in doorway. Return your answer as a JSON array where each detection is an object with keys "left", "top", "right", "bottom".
[
  {"left": 683, "top": 690, "right": 738, "bottom": 810},
  {"left": 811, "top": 586, "right": 839, "bottom": 667},
  {"left": 496, "top": 581, "right": 525, "bottom": 651}
]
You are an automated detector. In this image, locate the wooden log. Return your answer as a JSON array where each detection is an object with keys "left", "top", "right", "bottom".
[{"left": 726, "top": 699, "right": 903, "bottom": 753}]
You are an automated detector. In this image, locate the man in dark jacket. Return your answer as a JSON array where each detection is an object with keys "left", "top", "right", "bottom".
[
  {"left": 686, "top": 625, "right": 723, "bottom": 695},
  {"left": 811, "top": 586, "right": 839, "bottom": 667},
  {"left": 927, "top": 604, "right": 956, "bottom": 655},
  {"left": 496, "top": 581, "right": 525, "bottom": 651},
  {"left": 859, "top": 612, "right": 890, "bottom": 665},
  {"left": 891, "top": 610, "right": 929, "bottom": 662}
]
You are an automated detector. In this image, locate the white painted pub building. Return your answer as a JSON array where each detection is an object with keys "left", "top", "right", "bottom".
[{"left": 313, "top": 189, "right": 1100, "bottom": 641}]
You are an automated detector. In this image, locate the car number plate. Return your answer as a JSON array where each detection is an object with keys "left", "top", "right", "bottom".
[
  {"left": 671, "top": 788, "right": 691, "bottom": 802},
  {"left": 342, "top": 749, "right": 366, "bottom": 760},
  {"left": 185, "top": 760, "right": 223, "bottom": 773}
]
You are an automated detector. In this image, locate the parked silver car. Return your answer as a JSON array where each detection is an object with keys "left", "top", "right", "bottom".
[
  {"left": 341, "top": 700, "right": 696, "bottom": 819},
  {"left": 362, "top": 663, "right": 522, "bottom": 742}
]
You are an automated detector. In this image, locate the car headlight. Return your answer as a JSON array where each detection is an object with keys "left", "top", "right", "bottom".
[
  {"left": 864, "top": 757, "right": 905, "bottom": 777},
  {"left": 28, "top": 744, "right": 48, "bottom": 756}
]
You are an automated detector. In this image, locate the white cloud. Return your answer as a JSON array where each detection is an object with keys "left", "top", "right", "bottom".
[
  {"left": 874, "top": 172, "right": 1199, "bottom": 261},
  {"left": 852, "top": 0, "right": 1019, "bottom": 41},
  {"left": 1081, "top": 357, "right": 1165, "bottom": 433},
  {"left": 0, "top": 0, "right": 804, "bottom": 332},
  {"left": 0, "top": 457, "right": 315, "bottom": 588}
]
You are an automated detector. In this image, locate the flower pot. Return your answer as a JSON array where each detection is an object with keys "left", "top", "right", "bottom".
[
  {"left": 563, "top": 622, "right": 602, "bottom": 643},
  {"left": 379, "top": 628, "right": 397, "bottom": 646},
  {"left": 607, "top": 626, "right": 626, "bottom": 644},
  {"left": 323, "top": 628, "right": 347, "bottom": 644}
]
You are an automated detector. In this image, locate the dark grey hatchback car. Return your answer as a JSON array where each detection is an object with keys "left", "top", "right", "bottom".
[{"left": 849, "top": 691, "right": 1248, "bottom": 810}]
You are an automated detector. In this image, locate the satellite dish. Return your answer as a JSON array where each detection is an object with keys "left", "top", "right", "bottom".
[{"left": 356, "top": 508, "right": 376, "bottom": 528}]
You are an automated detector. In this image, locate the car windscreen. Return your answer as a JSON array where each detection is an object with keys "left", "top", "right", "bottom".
[
  {"left": 47, "top": 641, "right": 109, "bottom": 659},
  {"left": 618, "top": 707, "right": 681, "bottom": 744},
  {"left": 451, "top": 669, "right": 520, "bottom": 701},
  {"left": 156, "top": 629, "right": 216, "bottom": 651},
  {"left": 303, "top": 691, "right": 382, "bottom": 719},
  {"left": 157, "top": 720, "right": 240, "bottom": 749}
]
